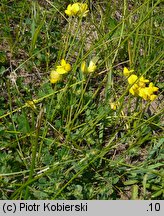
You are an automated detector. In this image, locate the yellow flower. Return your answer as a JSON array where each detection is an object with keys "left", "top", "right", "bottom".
[
  {"left": 110, "top": 102, "right": 117, "bottom": 110},
  {"left": 87, "top": 60, "right": 97, "bottom": 73},
  {"left": 81, "top": 57, "right": 98, "bottom": 74},
  {"left": 123, "top": 67, "right": 134, "bottom": 76},
  {"left": 150, "top": 94, "right": 157, "bottom": 101},
  {"left": 81, "top": 61, "right": 87, "bottom": 73},
  {"left": 65, "top": 3, "right": 89, "bottom": 17},
  {"left": 128, "top": 74, "right": 138, "bottom": 85},
  {"left": 125, "top": 69, "right": 158, "bottom": 101},
  {"left": 26, "top": 100, "right": 37, "bottom": 109},
  {"left": 138, "top": 82, "right": 158, "bottom": 101},
  {"left": 49, "top": 59, "right": 71, "bottom": 84},
  {"left": 78, "top": 3, "right": 89, "bottom": 17},
  {"left": 56, "top": 59, "right": 71, "bottom": 74},
  {"left": 129, "top": 84, "right": 139, "bottom": 96},
  {"left": 65, "top": 4, "right": 72, "bottom": 16},
  {"left": 50, "top": 70, "right": 62, "bottom": 84},
  {"left": 138, "top": 76, "right": 149, "bottom": 88},
  {"left": 138, "top": 88, "right": 149, "bottom": 100},
  {"left": 148, "top": 82, "right": 159, "bottom": 94},
  {"left": 65, "top": 3, "right": 80, "bottom": 16}
]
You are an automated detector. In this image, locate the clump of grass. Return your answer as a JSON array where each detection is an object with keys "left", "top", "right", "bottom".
[{"left": 0, "top": 0, "right": 163, "bottom": 200}]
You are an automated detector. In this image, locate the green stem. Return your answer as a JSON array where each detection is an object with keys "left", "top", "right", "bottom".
[{"left": 24, "top": 108, "right": 43, "bottom": 199}]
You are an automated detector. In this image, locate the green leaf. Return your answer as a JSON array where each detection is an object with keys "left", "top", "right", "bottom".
[
  {"left": 152, "top": 189, "right": 164, "bottom": 198},
  {"left": 124, "top": 180, "right": 138, "bottom": 186},
  {"left": 17, "top": 113, "right": 31, "bottom": 134}
]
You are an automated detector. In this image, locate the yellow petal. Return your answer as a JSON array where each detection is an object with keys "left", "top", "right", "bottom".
[
  {"left": 65, "top": 9, "right": 72, "bottom": 16},
  {"left": 65, "top": 63, "right": 71, "bottom": 72},
  {"left": 139, "top": 76, "right": 149, "bottom": 83},
  {"left": 80, "top": 3, "right": 88, "bottom": 11},
  {"left": 60, "top": 59, "right": 66, "bottom": 66},
  {"left": 123, "top": 67, "right": 134, "bottom": 76},
  {"left": 78, "top": 3, "right": 89, "bottom": 17},
  {"left": 71, "top": 3, "right": 80, "bottom": 15},
  {"left": 128, "top": 74, "right": 138, "bottom": 85},
  {"left": 50, "top": 70, "right": 61, "bottom": 83},
  {"left": 56, "top": 66, "right": 67, "bottom": 74},
  {"left": 150, "top": 94, "right": 157, "bottom": 101},
  {"left": 138, "top": 88, "right": 149, "bottom": 100},
  {"left": 149, "top": 82, "right": 154, "bottom": 88},
  {"left": 123, "top": 67, "right": 129, "bottom": 76},
  {"left": 110, "top": 103, "right": 117, "bottom": 110},
  {"left": 153, "top": 86, "right": 159, "bottom": 92},
  {"left": 81, "top": 61, "right": 87, "bottom": 73},
  {"left": 129, "top": 87, "right": 136, "bottom": 96},
  {"left": 138, "top": 81, "right": 146, "bottom": 88},
  {"left": 138, "top": 88, "right": 145, "bottom": 97},
  {"left": 87, "top": 60, "right": 97, "bottom": 73},
  {"left": 67, "top": 4, "right": 72, "bottom": 11},
  {"left": 149, "top": 82, "right": 158, "bottom": 92}
]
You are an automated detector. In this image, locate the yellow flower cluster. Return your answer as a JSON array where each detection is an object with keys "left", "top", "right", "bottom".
[
  {"left": 65, "top": 3, "right": 89, "bottom": 17},
  {"left": 124, "top": 67, "right": 158, "bottom": 101},
  {"left": 50, "top": 59, "right": 71, "bottom": 84},
  {"left": 49, "top": 57, "right": 98, "bottom": 84}
]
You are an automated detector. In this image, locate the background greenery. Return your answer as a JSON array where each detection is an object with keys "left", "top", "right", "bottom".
[{"left": 0, "top": 0, "right": 163, "bottom": 200}]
